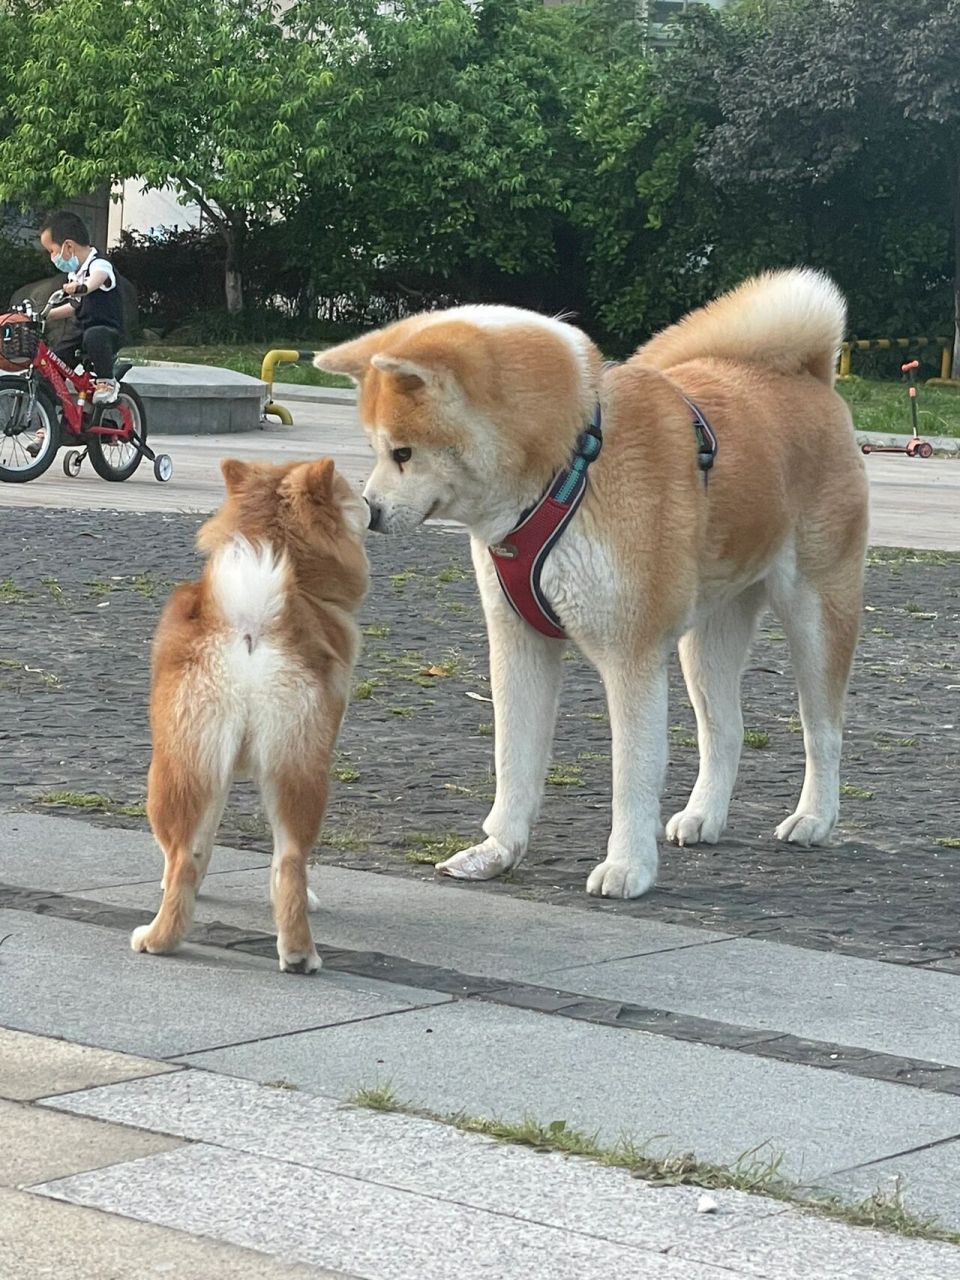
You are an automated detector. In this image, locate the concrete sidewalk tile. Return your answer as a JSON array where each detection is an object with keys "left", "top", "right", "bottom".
[
  {"left": 74, "top": 861, "right": 731, "bottom": 980},
  {"left": 531, "top": 937, "right": 960, "bottom": 1067},
  {"left": 0, "top": 1098, "right": 179, "bottom": 1187},
  {"left": 0, "top": 809, "right": 269, "bottom": 892},
  {"left": 0, "top": 911, "right": 450, "bottom": 1060},
  {"left": 0, "top": 1187, "right": 350, "bottom": 1279},
  {"left": 823, "top": 1140, "right": 960, "bottom": 1233},
  {"left": 34, "top": 1143, "right": 749, "bottom": 1280},
  {"left": 174, "top": 1001, "right": 960, "bottom": 1182},
  {"left": 44, "top": 1070, "right": 775, "bottom": 1250},
  {"left": 0, "top": 1027, "right": 174, "bottom": 1100},
  {"left": 676, "top": 1208, "right": 960, "bottom": 1279}
]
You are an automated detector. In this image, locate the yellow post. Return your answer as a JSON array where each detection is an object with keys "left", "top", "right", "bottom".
[
  {"left": 259, "top": 348, "right": 307, "bottom": 427},
  {"left": 942, "top": 342, "right": 952, "bottom": 381},
  {"left": 838, "top": 342, "right": 852, "bottom": 379}
]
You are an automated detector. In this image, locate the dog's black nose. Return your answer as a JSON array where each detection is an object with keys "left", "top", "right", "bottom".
[{"left": 366, "top": 501, "right": 383, "bottom": 532}]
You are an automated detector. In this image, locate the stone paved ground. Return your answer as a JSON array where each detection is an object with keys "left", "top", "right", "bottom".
[{"left": 1, "top": 508, "right": 958, "bottom": 968}]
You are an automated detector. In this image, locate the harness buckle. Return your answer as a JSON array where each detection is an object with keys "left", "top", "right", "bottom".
[{"left": 490, "top": 541, "right": 518, "bottom": 559}]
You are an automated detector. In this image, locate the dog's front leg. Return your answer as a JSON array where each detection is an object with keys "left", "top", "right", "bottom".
[
  {"left": 587, "top": 655, "right": 667, "bottom": 899},
  {"left": 436, "top": 545, "right": 565, "bottom": 882}
]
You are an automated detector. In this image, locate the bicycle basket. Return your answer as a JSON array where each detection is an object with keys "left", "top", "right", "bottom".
[{"left": 0, "top": 313, "right": 39, "bottom": 372}]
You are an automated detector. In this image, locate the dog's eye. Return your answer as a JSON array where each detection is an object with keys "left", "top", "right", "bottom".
[{"left": 391, "top": 447, "right": 412, "bottom": 465}]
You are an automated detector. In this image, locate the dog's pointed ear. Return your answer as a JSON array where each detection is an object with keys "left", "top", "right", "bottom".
[
  {"left": 313, "top": 331, "right": 388, "bottom": 383},
  {"left": 304, "top": 457, "right": 336, "bottom": 503},
  {"left": 220, "top": 458, "right": 250, "bottom": 492},
  {"left": 370, "top": 353, "right": 433, "bottom": 392}
]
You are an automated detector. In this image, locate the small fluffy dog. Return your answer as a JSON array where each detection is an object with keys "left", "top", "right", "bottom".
[
  {"left": 314, "top": 269, "right": 869, "bottom": 899},
  {"left": 131, "top": 457, "right": 368, "bottom": 972}
]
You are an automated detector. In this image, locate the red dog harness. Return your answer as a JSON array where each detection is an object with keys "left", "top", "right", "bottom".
[{"left": 489, "top": 396, "right": 716, "bottom": 640}]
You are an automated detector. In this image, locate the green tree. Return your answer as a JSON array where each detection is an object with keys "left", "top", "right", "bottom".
[
  {"left": 695, "top": 0, "right": 960, "bottom": 373},
  {"left": 0, "top": 0, "right": 322, "bottom": 312}
]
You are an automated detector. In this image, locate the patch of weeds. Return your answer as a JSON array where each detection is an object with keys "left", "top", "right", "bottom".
[
  {"left": 743, "top": 730, "right": 770, "bottom": 750},
  {"left": 334, "top": 766, "right": 360, "bottom": 783},
  {"left": 319, "top": 827, "right": 364, "bottom": 852},
  {"left": 0, "top": 659, "right": 60, "bottom": 687},
  {"left": 86, "top": 577, "right": 114, "bottom": 597},
  {"left": 348, "top": 1091, "right": 960, "bottom": 1245},
  {"left": 935, "top": 837, "right": 960, "bottom": 850},
  {"left": 361, "top": 623, "right": 390, "bottom": 638},
  {"left": 840, "top": 783, "right": 874, "bottom": 799},
  {"left": 404, "top": 832, "right": 468, "bottom": 864},
  {"left": 390, "top": 569, "right": 418, "bottom": 593},
  {"left": 35, "top": 791, "right": 146, "bottom": 818},
  {"left": 785, "top": 714, "right": 803, "bottom": 735},
  {"left": 0, "top": 581, "right": 28, "bottom": 604},
  {"left": 444, "top": 783, "right": 474, "bottom": 796},
  {"left": 263, "top": 1079, "right": 299, "bottom": 1090},
  {"left": 585, "top": 711, "right": 608, "bottom": 722},
  {"left": 437, "top": 565, "right": 467, "bottom": 584},
  {"left": 446, "top": 600, "right": 466, "bottom": 615},
  {"left": 41, "top": 576, "right": 64, "bottom": 601},
  {"left": 546, "top": 763, "right": 584, "bottom": 786},
  {"left": 353, "top": 678, "right": 379, "bottom": 700},
  {"left": 764, "top": 630, "right": 786, "bottom": 642},
  {"left": 897, "top": 737, "right": 918, "bottom": 747},
  {"left": 871, "top": 626, "right": 893, "bottom": 638},
  {"left": 388, "top": 705, "right": 413, "bottom": 717},
  {"left": 127, "top": 574, "right": 156, "bottom": 597},
  {"left": 866, "top": 547, "right": 956, "bottom": 568},
  {"left": 578, "top": 751, "right": 609, "bottom": 762},
  {"left": 476, "top": 722, "right": 494, "bottom": 737}
]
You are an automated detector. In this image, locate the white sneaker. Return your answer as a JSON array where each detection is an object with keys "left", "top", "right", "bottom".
[{"left": 92, "top": 379, "right": 119, "bottom": 405}]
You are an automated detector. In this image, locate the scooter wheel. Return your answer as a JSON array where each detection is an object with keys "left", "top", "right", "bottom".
[
  {"left": 918, "top": 442, "right": 934, "bottom": 459},
  {"left": 153, "top": 454, "right": 173, "bottom": 483},
  {"left": 62, "top": 450, "right": 83, "bottom": 478},
  {"left": 860, "top": 444, "right": 872, "bottom": 455}
]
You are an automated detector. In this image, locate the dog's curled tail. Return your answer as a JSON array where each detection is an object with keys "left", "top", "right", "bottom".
[{"left": 635, "top": 268, "right": 846, "bottom": 386}]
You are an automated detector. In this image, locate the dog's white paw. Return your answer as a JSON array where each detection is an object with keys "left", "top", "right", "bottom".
[
  {"left": 436, "top": 837, "right": 517, "bottom": 881},
  {"left": 585, "top": 857, "right": 657, "bottom": 899},
  {"left": 278, "top": 947, "right": 322, "bottom": 975},
  {"left": 665, "top": 807, "right": 726, "bottom": 847},
  {"left": 130, "top": 925, "right": 170, "bottom": 955},
  {"left": 774, "top": 810, "right": 836, "bottom": 846},
  {"left": 306, "top": 887, "right": 321, "bottom": 913}
]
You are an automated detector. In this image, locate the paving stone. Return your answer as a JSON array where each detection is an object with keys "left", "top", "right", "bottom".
[
  {"left": 0, "top": 910, "right": 450, "bottom": 1059},
  {"left": 44, "top": 1069, "right": 774, "bottom": 1250},
  {"left": 0, "top": 1097, "right": 179, "bottom": 1187},
  {"left": 676, "top": 1207, "right": 960, "bottom": 1279},
  {"left": 0, "top": 1186, "right": 344, "bottom": 1279},
  {"left": 34, "top": 1143, "right": 748, "bottom": 1280},
  {"left": 1, "top": 511, "right": 957, "bottom": 969},
  {"left": 172, "top": 1000, "right": 960, "bottom": 1182},
  {"left": 823, "top": 1138, "right": 960, "bottom": 1233},
  {"left": 72, "top": 861, "right": 731, "bottom": 981},
  {"left": 0, "top": 1027, "right": 173, "bottom": 1100},
  {"left": 0, "top": 809, "right": 269, "bottom": 892},
  {"left": 531, "top": 937, "right": 960, "bottom": 1066}
]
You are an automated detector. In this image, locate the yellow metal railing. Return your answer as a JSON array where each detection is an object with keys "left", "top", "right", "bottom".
[
  {"left": 260, "top": 348, "right": 319, "bottom": 425},
  {"left": 838, "top": 336, "right": 955, "bottom": 382}
]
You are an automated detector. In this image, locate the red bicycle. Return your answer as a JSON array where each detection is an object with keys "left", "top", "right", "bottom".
[{"left": 0, "top": 292, "right": 173, "bottom": 484}]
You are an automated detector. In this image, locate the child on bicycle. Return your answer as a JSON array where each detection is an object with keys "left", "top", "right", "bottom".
[{"left": 40, "top": 211, "right": 124, "bottom": 405}]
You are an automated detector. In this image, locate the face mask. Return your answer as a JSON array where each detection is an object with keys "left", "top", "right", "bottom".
[{"left": 52, "top": 250, "right": 80, "bottom": 274}]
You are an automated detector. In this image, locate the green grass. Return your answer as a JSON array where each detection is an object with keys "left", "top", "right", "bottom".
[
  {"left": 840, "top": 783, "right": 875, "bottom": 800},
  {"left": 546, "top": 763, "right": 584, "bottom": 786},
  {"left": 35, "top": 791, "right": 146, "bottom": 818},
  {"left": 837, "top": 376, "right": 960, "bottom": 438},
  {"left": 0, "top": 581, "right": 28, "bottom": 604},
  {"left": 348, "top": 1087, "right": 960, "bottom": 1244},
  {"left": 333, "top": 766, "right": 360, "bottom": 783},
  {"left": 404, "top": 832, "right": 468, "bottom": 864},
  {"left": 361, "top": 623, "right": 390, "bottom": 638},
  {"left": 743, "top": 729, "right": 770, "bottom": 750},
  {"left": 121, "top": 343, "right": 352, "bottom": 389},
  {"left": 353, "top": 679, "right": 379, "bottom": 701},
  {"left": 935, "top": 837, "right": 960, "bottom": 850}
]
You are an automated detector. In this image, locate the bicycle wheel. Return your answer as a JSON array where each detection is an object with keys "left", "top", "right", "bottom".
[
  {"left": 87, "top": 385, "right": 146, "bottom": 482},
  {"left": 0, "top": 379, "right": 59, "bottom": 482}
]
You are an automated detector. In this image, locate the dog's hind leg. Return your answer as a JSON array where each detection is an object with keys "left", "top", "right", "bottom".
[
  {"left": 436, "top": 542, "right": 565, "bottom": 881},
  {"left": 769, "top": 561, "right": 863, "bottom": 846},
  {"left": 260, "top": 766, "right": 329, "bottom": 974},
  {"left": 666, "top": 583, "right": 767, "bottom": 847},
  {"left": 131, "top": 757, "right": 230, "bottom": 956}
]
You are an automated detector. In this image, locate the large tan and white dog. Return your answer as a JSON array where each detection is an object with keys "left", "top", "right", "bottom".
[{"left": 315, "top": 269, "right": 868, "bottom": 899}]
